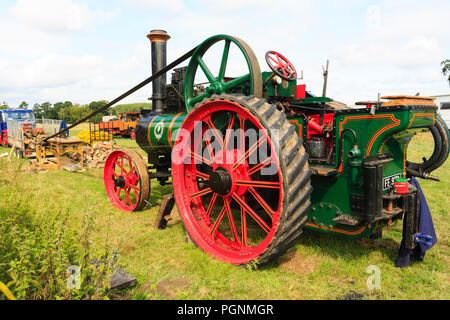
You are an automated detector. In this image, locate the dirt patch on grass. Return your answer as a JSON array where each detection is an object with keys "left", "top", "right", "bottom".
[
  {"left": 278, "top": 250, "right": 323, "bottom": 275},
  {"left": 339, "top": 290, "right": 382, "bottom": 300},
  {"left": 356, "top": 238, "right": 399, "bottom": 251},
  {"left": 155, "top": 278, "right": 191, "bottom": 299}
]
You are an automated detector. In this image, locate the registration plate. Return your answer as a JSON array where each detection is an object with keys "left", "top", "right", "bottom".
[{"left": 383, "top": 174, "right": 402, "bottom": 190}]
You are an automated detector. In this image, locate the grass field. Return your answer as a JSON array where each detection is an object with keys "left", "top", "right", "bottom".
[{"left": 0, "top": 131, "right": 448, "bottom": 300}]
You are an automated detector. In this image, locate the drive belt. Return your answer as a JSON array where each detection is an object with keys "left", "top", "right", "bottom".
[{"left": 44, "top": 46, "right": 198, "bottom": 142}]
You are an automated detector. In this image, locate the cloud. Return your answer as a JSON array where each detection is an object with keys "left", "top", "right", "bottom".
[
  {"left": 126, "top": 0, "right": 185, "bottom": 13},
  {"left": 325, "top": 1, "right": 450, "bottom": 104},
  {"left": 1, "top": 0, "right": 448, "bottom": 108},
  {"left": 9, "top": 0, "right": 94, "bottom": 32}
]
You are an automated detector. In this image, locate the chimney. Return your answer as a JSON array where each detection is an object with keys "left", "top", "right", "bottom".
[{"left": 147, "top": 30, "right": 171, "bottom": 113}]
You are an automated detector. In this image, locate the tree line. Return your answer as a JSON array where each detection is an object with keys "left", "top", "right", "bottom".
[{"left": 1, "top": 100, "right": 152, "bottom": 124}]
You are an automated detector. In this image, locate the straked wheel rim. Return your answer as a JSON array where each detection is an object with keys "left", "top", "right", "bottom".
[
  {"left": 104, "top": 149, "right": 149, "bottom": 212},
  {"left": 172, "top": 99, "right": 284, "bottom": 264}
]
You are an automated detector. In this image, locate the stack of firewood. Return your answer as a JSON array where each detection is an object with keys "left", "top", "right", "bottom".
[
  {"left": 70, "top": 142, "right": 120, "bottom": 168},
  {"left": 23, "top": 130, "right": 49, "bottom": 150}
]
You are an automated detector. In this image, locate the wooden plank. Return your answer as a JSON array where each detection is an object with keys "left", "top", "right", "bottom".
[{"left": 8, "top": 127, "right": 23, "bottom": 161}]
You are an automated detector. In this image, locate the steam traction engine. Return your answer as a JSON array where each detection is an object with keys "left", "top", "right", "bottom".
[{"left": 103, "top": 30, "right": 450, "bottom": 266}]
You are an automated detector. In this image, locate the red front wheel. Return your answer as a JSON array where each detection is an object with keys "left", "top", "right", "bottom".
[
  {"left": 104, "top": 149, "right": 150, "bottom": 212},
  {"left": 172, "top": 94, "right": 312, "bottom": 265}
]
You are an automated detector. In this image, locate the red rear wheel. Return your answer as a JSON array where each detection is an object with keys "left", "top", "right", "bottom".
[
  {"left": 104, "top": 149, "right": 150, "bottom": 212},
  {"left": 172, "top": 94, "right": 312, "bottom": 265}
]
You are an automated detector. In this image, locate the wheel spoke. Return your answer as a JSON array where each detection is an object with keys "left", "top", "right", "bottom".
[
  {"left": 218, "top": 40, "right": 231, "bottom": 80},
  {"left": 232, "top": 193, "right": 271, "bottom": 234},
  {"left": 205, "top": 134, "right": 216, "bottom": 160},
  {"left": 206, "top": 193, "right": 218, "bottom": 217},
  {"left": 117, "top": 156, "right": 125, "bottom": 174},
  {"left": 224, "top": 198, "right": 239, "bottom": 243},
  {"left": 223, "top": 74, "right": 250, "bottom": 90},
  {"left": 191, "top": 151, "right": 213, "bottom": 166},
  {"left": 129, "top": 183, "right": 140, "bottom": 192},
  {"left": 126, "top": 166, "right": 136, "bottom": 177},
  {"left": 124, "top": 188, "right": 132, "bottom": 206},
  {"left": 248, "top": 157, "right": 274, "bottom": 176},
  {"left": 239, "top": 116, "right": 246, "bottom": 150},
  {"left": 269, "top": 55, "right": 279, "bottom": 66},
  {"left": 204, "top": 117, "right": 224, "bottom": 149},
  {"left": 241, "top": 201, "right": 248, "bottom": 247},
  {"left": 130, "top": 184, "right": 139, "bottom": 200},
  {"left": 191, "top": 187, "right": 213, "bottom": 200},
  {"left": 195, "top": 170, "right": 210, "bottom": 180},
  {"left": 196, "top": 56, "right": 216, "bottom": 84},
  {"left": 224, "top": 112, "right": 236, "bottom": 150},
  {"left": 235, "top": 180, "right": 280, "bottom": 189},
  {"left": 233, "top": 135, "right": 267, "bottom": 170},
  {"left": 211, "top": 203, "right": 227, "bottom": 236},
  {"left": 248, "top": 186, "right": 275, "bottom": 217}
]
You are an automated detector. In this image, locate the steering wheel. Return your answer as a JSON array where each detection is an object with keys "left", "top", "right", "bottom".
[{"left": 265, "top": 51, "right": 297, "bottom": 81}]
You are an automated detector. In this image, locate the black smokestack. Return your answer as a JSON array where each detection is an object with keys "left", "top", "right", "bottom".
[{"left": 147, "top": 30, "right": 171, "bottom": 113}]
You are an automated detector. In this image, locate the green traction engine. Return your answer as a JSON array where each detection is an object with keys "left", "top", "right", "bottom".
[{"left": 103, "top": 31, "right": 450, "bottom": 266}]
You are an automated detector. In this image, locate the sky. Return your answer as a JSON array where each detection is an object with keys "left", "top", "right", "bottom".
[{"left": 0, "top": 0, "right": 449, "bottom": 108}]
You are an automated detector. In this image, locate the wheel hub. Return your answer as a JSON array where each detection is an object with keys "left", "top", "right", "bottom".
[
  {"left": 114, "top": 176, "right": 126, "bottom": 189},
  {"left": 208, "top": 167, "right": 232, "bottom": 196}
]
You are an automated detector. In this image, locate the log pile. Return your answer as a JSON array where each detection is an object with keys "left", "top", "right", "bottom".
[
  {"left": 70, "top": 142, "right": 120, "bottom": 168},
  {"left": 23, "top": 130, "right": 49, "bottom": 150}
]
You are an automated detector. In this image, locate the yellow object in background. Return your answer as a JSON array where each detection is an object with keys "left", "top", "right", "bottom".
[
  {"left": 0, "top": 281, "right": 16, "bottom": 300},
  {"left": 76, "top": 130, "right": 113, "bottom": 145}
]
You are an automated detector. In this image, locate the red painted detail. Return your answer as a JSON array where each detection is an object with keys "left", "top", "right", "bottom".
[
  {"left": 1, "top": 130, "right": 7, "bottom": 147},
  {"left": 104, "top": 150, "right": 141, "bottom": 212},
  {"left": 306, "top": 114, "right": 334, "bottom": 139},
  {"left": 22, "top": 123, "right": 32, "bottom": 132},
  {"left": 172, "top": 99, "right": 283, "bottom": 265},
  {"left": 131, "top": 130, "right": 136, "bottom": 140},
  {"left": 296, "top": 84, "right": 306, "bottom": 99},
  {"left": 394, "top": 181, "right": 409, "bottom": 194},
  {"left": 266, "top": 51, "right": 297, "bottom": 80}
]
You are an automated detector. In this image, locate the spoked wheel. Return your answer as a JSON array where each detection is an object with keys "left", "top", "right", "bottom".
[
  {"left": 104, "top": 149, "right": 150, "bottom": 212},
  {"left": 265, "top": 51, "right": 297, "bottom": 81},
  {"left": 184, "top": 35, "right": 262, "bottom": 112},
  {"left": 172, "top": 94, "right": 312, "bottom": 265}
]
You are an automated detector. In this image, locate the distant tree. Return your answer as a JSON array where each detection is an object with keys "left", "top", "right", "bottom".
[
  {"left": 52, "top": 101, "right": 73, "bottom": 119},
  {"left": 33, "top": 102, "right": 53, "bottom": 119},
  {"left": 88, "top": 100, "right": 109, "bottom": 122},
  {"left": 442, "top": 59, "right": 450, "bottom": 84},
  {"left": 58, "top": 104, "right": 92, "bottom": 124},
  {"left": 0, "top": 101, "right": 8, "bottom": 110},
  {"left": 113, "top": 103, "right": 152, "bottom": 115},
  {"left": 18, "top": 101, "right": 29, "bottom": 109}
]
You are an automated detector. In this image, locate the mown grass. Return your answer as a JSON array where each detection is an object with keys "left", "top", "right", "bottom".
[{"left": 0, "top": 131, "right": 448, "bottom": 300}]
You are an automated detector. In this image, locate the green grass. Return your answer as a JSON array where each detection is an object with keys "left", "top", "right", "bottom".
[{"left": 0, "top": 131, "right": 448, "bottom": 300}]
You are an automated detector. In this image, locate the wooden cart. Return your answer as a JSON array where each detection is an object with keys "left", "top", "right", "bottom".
[{"left": 35, "top": 138, "right": 84, "bottom": 170}]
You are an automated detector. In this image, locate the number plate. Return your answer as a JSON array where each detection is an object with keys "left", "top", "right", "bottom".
[{"left": 383, "top": 174, "right": 402, "bottom": 190}]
